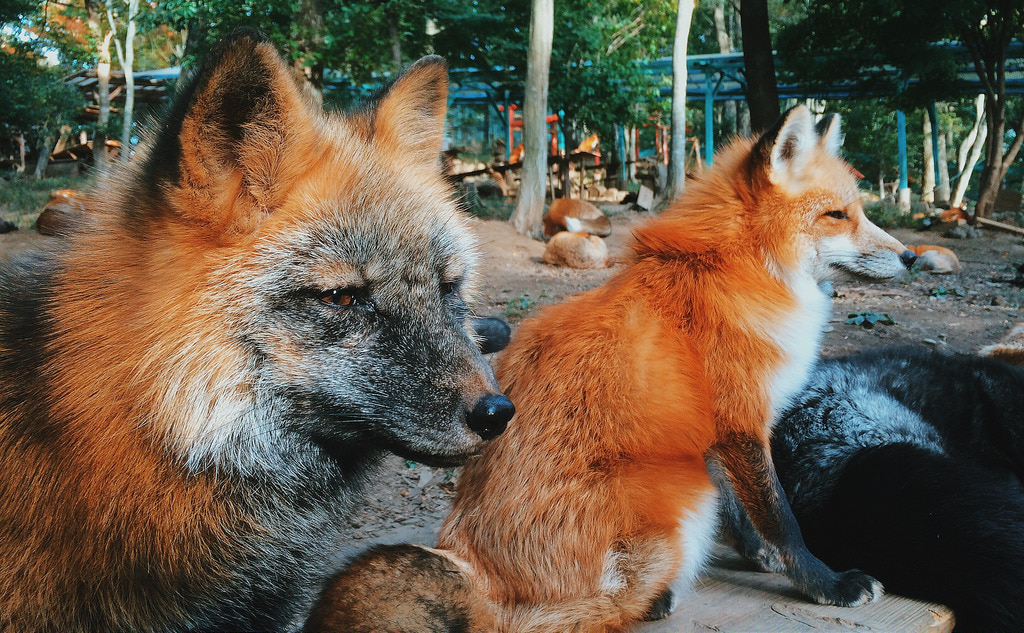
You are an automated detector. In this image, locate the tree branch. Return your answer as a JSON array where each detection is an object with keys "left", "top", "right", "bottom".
[{"left": 1000, "top": 108, "right": 1024, "bottom": 175}]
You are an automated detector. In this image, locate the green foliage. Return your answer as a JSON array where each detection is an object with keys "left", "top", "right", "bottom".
[
  {"left": 777, "top": 0, "right": 958, "bottom": 108},
  {"left": 846, "top": 311, "right": 896, "bottom": 329},
  {"left": 467, "top": 196, "right": 515, "bottom": 221},
  {"left": 929, "top": 286, "right": 965, "bottom": 299},
  {"left": 548, "top": 0, "right": 676, "bottom": 146},
  {"left": 504, "top": 292, "right": 537, "bottom": 318},
  {"left": 0, "top": 44, "right": 84, "bottom": 139},
  {"left": 0, "top": 174, "right": 91, "bottom": 228},
  {"left": 863, "top": 200, "right": 925, "bottom": 229},
  {"left": 0, "top": 0, "right": 35, "bottom": 25},
  {"left": 777, "top": 0, "right": 1024, "bottom": 109}
]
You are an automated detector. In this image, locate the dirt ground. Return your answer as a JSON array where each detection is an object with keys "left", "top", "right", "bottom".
[{"left": 3, "top": 204, "right": 1023, "bottom": 560}]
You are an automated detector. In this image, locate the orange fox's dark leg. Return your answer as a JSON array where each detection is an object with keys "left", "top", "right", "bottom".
[
  {"left": 711, "top": 432, "right": 882, "bottom": 607},
  {"left": 709, "top": 456, "right": 785, "bottom": 574}
]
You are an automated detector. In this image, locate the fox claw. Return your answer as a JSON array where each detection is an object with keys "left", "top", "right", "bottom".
[
  {"left": 642, "top": 588, "right": 676, "bottom": 621},
  {"left": 812, "top": 569, "right": 884, "bottom": 607}
]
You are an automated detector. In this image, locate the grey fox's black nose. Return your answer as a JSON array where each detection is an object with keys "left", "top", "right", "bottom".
[
  {"left": 467, "top": 394, "right": 514, "bottom": 441},
  {"left": 899, "top": 249, "right": 917, "bottom": 269}
]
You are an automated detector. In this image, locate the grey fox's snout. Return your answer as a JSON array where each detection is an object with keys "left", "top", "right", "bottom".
[
  {"left": 467, "top": 393, "right": 514, "bottom": 440},
  {"left": 899, "top": 249, "right": 917, "bottom": 269}
]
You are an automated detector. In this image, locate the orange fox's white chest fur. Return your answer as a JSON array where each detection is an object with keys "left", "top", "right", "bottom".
[{"left": 765, "top": 262, "right": 832, "bottom": 421}]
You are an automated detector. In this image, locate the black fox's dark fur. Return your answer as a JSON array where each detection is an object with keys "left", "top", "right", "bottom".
[{"left": 728, "top": 346, "right": 1024, "bottom": 632}]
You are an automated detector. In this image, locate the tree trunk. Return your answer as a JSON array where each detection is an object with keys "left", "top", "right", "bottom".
[
  {"left": 86, "top": 0, "right": 111, "bottom": 167},
  {"left": 666, "top": 0, "right": 696, "bottom": 201},
  {"left": 110, "top": 0, "right": 139, "bottom": 163},
  {"left": 509, "top": 0, "right": 553, "bottom": 238},
  {"left": 738, "top": 0, "right": 779, "bottom": 133},
  {"left": 713, "top": 0, "right": 737, "bottom": 139},
  {"left": 293, "top": 0, "right": 324, "bottom": 100},
  {"left": 956, "top": 95, "right": 985, "bottom": 178},
  {"left": 624, "top": 126, "right": 637, "bottom": 182},
  {"left": 15, "top": 133, "right": 26, "bottom": 174},
  {"left": 53, "top": 124, "right": 72, "bottom": 155},
  {"left": 922, "top": 111, "right": 935, "bottom": 204},
  {"left": 975, "top": 100, "right": 1024, "bottom": 219},
  {"left": 951, "top": 100, "right": 987, "bottom": 209},
  {"left": 183, "top": 17, "right": 205, "bottom": 60},
  {"left": 957, "top": 11, "right": 1021, "bottom": 218},
  {"left": 937, "top": 120, "right": 951, "bottom": 204},
  {"left": 389, "top": 18, "right": 402, "bottom": 73},
  {"left": 975, "top": 91, "right": 1007, "bottom": 218},
  {"left": 33, "top": 134, "right": 55, "bottom": 179}
]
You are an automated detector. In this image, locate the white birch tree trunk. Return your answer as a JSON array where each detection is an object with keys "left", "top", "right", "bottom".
[
  {"left": 111, "top": 0, "right": 139, "bottom": 163},
  {"left": 510, "top": 0, "right": 553, "bottom": 238},
  {"left": 952, "top": 96, "right": 987, "bottom": 209},
  {"left": 937, "top": 125, "right": 951, "bottom": 203},
  {"left": 666, "top": 0, "right": 696, "bottom": 202}
]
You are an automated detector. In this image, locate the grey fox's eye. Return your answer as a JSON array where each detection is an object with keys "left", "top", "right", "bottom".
[
  {"left": 440, "top": 281, "right": 457, "bottom": 296},
  {"left": 319, "top": 288, "right": 363, "bottom": 307},
  {"left": 825, "top": 210, "right": 849, "bottom": 220}
]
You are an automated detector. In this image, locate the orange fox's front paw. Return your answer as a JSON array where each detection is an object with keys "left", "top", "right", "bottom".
[
  {"left": 641, "top": 588, "right": 676, "bottom": 621},
  {"left": 812, "top": 569, "right": 884, "bottom": 607}
]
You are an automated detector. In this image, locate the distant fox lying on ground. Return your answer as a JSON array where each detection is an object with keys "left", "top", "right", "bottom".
[
  {"left": 315, "top": 106, "right": 917, "bottom": 632},
  {"left": 725, "top": 345, "right": 1024, "bottom": 632},
  {"left": 543, "top": 198, "right": 612, "bottom": 238},
  {"left": 0, "top": 30, "right": 513, "bottom": 632}
]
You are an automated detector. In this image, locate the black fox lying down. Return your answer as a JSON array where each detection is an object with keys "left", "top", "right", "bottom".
[{"left": 722, "top": 345, "right": 1024, "bottom": 632}]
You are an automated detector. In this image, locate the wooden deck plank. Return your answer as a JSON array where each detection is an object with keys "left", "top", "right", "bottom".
[
  {"left": 638, "top": 545, "right": 954, "bottom": 633},
  {"left": 343, "top": 526, "right": 954, "bottom": 632}
]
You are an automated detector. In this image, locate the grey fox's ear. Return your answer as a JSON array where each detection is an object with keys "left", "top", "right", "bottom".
[
  {"left": 815, "top": 114, "right": 843, "bottom": 156},
  {"left": 753, "top": 105, "right": 816, "bottom": 186},
  {"left": 372, "top": 56, "right": 449, "bottom": 169},
  {"left": 144, "top": 28, "right": 312, "bottom": 235}
]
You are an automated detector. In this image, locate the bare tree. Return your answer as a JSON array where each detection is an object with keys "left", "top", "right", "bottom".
[
  {"left": 510, "top": 0, "right": 554, "bottom": 239},
  {"left": 666, "top": 0, "right": 696, "bottom": 202}
]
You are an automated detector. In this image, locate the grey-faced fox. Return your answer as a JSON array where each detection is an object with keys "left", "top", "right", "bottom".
[{"left": 0, "top": 30, "right": 512, "bottom": 632}]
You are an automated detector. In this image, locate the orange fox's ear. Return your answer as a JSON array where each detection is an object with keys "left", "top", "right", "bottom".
[
  {"left": 371, "top": 56, "right": 449, "bottom": 169},
  {"left": 144, "top": 29, "right": 311, "bottom": 236},
  {"left": 815, "top": 113, "right": 843, "bottom": 156},
  {"left": 752, "top": 105, "right": 817, "bottom": 186}
]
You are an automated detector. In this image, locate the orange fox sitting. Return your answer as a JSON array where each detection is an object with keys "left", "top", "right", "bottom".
[{"left": 318, "top": 107, "right": 917, "bottom": 632}]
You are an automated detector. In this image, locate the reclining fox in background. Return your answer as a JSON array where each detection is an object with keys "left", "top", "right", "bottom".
[
  {"left": 311, "top": 106, "right": 917, "bottom": 632},
  {"left": 0, "top": 30, "right": 514, "bottom": 632}
]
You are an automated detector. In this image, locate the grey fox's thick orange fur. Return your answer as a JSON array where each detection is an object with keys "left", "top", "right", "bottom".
[{"left": 0, "top": 30, "right": 513, "bottom": 632}]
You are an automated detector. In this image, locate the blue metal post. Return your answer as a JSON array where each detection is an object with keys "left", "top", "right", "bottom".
[
  {"left": 927, "top": 102, "right": 941, "bottom": 187},
  {"left": 503, "top": 90, "right": 511, "bottom": 162},
  {"left": 897, "top": 110, "right": 908, "bottom": 192},
  {"left": 705, "top": 73, "right": 714, "bottom": 166},
  {"left": 557, "top": 109, "right": 566, "bottom": 155}
]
